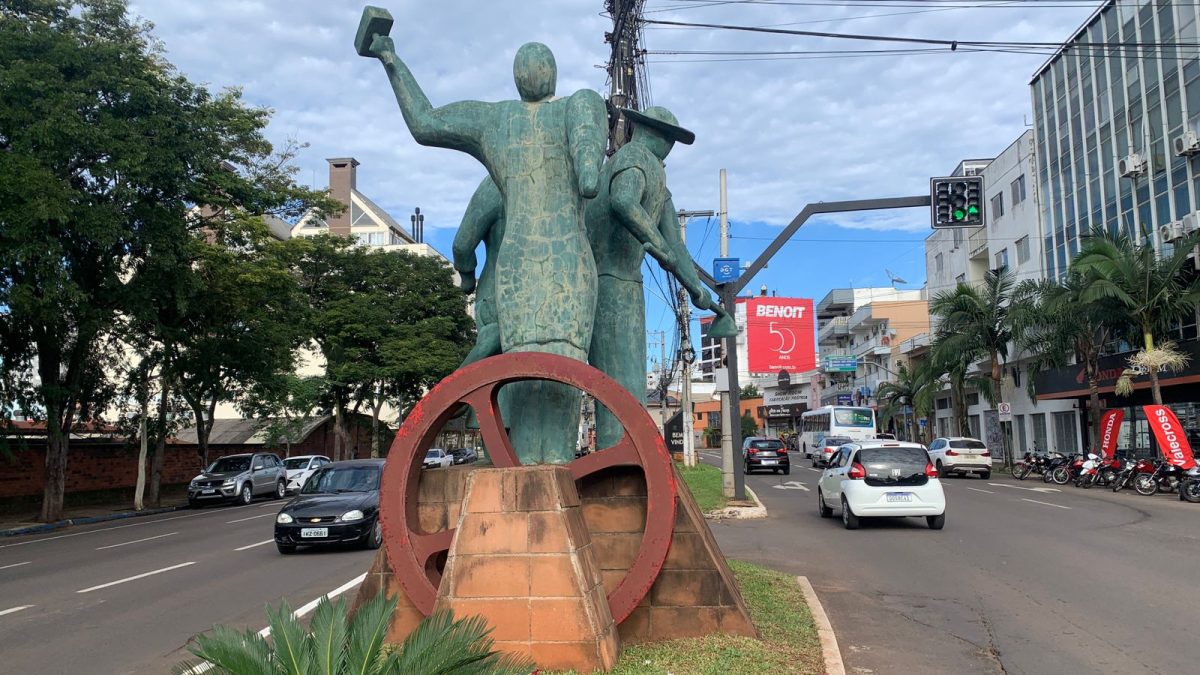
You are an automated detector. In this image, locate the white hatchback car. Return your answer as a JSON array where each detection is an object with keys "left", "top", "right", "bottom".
[
  {"left": 282, "top": 455, "right": 330, "bottom": 494},
  {"left": 817, "top": 440, "right": 946, "bottom": 530},
  {"left": 927, "top": 437, "right": 992, "bottom": 479}
]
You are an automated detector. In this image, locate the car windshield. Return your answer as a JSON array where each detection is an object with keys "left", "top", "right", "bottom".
[
  {"left": 425, "top": 450, "right": 442, "bottom": 459},
  {"left": 283, "top": 458, "right": 310, "bottom": 470},
  {"left": 824, "top": 436, "right": 852, "bottom": 447},
  {"left": 749, "top": 439, "right": 783, "bottom": 450},
  {"left": 301, "top": 466, "right": 380, "bottom": 494},
  {"left": 950, "top": 439, "right": 987, "bottom": 450},
  {"left": 208, "top": 457, "right": 250, "bottom": 473},
  {"left": 833, "top": 408, "right": 874, "bottom": 427}
]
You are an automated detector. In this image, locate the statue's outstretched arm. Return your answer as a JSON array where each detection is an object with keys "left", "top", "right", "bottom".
[
  {"left": 453, "top": 177, "right": 503, "bottom": 295},
  {"left": 566, "top": 90, "right": 607, "bottom": 198},
  {"left": 368, "top": 36, "right": 485, "bottom": 156},
  {"left": 610, "top": 167, "right": 669, "bottom": 256}
]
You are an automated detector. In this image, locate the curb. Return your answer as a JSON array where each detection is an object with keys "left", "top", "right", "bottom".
[
  {"left": 705, "top": 486, "right": 769, "bottom": 520},
  {"left": 796, "top": 575, "right": 845, "bottom": 675},
  {"left": 0, "top": 504, "right": 186, "bottom": 537}
]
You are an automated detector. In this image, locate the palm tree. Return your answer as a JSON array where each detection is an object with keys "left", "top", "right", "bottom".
[
  {"left": 1073, "top": 228, "right": 1200, "bottom": 405},
  {"left": 1011, "top": 273, "right": 1120, "bottom": 452},
  {"left": 929, "top": 336, "right": 990, "bottom": 441},
  {"left": 876, "top": 361, "right": 938, "bottom": 443},
  {"left": 175, "top": 594, "right": 532, "bottom": 675},
  {"left": 930, "top": 268, "right": 1017, "bottom": 467}
]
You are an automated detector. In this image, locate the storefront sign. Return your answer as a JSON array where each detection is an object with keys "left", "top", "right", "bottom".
[
  {"left": 836, "top": 393, "right": 853, "bottom": 405},
  {"left": 664, "top": 411, "right": 684, "bottom": 455},
  {"left": 744, "top": 297, "right": 816, "bottom": 374},
  {"left": 758, "top": 403, "right": 803, "bottom": 419},
  {"left": 1098, "top": 409, "right": 1124, "bottom": 460},
  {"left": 764, "top": 387, "right": 808, "bottom": 407},
  {"left": 823, "top": 355, "right": 858, "bottom": 372},
  {"left": 1034, "top": 341, "right": 1200, "bottom": 398},
  {"left": 1143, "top": 405, "right": 1197, "bottom": 469}
]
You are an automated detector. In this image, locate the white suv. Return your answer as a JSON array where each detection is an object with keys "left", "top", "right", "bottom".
[
  {"left": 927, "top": 437, "right": 992, "bottom": 479},
  {"left": 817, "top": 440, "right": 946, "bottom": 530}
]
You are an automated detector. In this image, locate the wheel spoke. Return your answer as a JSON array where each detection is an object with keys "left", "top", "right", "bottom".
[
  {"left": 462, "top": 385, "right": 519, "bottom": 467},
  {"left": 569, "top": 434, "right": 641, "bottom": 481},
  {"left": 411, "top": 529, "right": 454, "bottom": 566}
]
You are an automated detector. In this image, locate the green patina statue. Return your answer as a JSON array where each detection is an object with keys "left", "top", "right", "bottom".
[
  {"left": 452, "top": 177, "right": 504, "bottom": 368},
  {"left": 585, "top": 107, "right": 736, "bottom": 448},
  {"left": 358, "top": 7, "right": 606, "bottom": 464}
]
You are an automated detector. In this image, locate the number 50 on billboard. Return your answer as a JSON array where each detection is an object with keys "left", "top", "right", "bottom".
[{"left": 742, "top": 297, "right": 816, "bottom": 374}]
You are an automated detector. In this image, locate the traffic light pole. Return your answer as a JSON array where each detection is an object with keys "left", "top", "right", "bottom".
[{"left": 696, "top": 194, "right": 933, "bottom": 502}]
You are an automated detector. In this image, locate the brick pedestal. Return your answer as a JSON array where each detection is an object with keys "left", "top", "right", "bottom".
[{"left": 435, "top": 466, "right": 620, "bottom": 671}]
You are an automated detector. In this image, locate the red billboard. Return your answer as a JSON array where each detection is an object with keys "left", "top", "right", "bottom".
[{"left": 743, "top": 297, "right": 816, "bottom": 374}]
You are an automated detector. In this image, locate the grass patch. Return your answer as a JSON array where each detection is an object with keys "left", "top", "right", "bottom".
[
  {"left": 555, "top": 560, "right": 822, "bottom": 674},
  {"left": 677, "top": 462, "right": 727, "bottom": 513}
]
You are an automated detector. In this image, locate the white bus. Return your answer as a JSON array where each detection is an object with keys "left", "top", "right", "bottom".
[{"left": 799, "top": 406, "right": 877, "bottom": 459}]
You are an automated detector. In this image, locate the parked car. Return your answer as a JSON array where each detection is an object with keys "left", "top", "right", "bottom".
[
  {"left": 817, "top": 440, "right": 946, "bottom": 530},
  {"left": 742, "top": 436, "right": 790, "bottom": 475},
  {"left": 282, "top": 455, "right": 330, "bottom": 494},
  {"left": 450, "top": 447, "right": 478, "bottom": 465},
  {"left": 812, "top": 435, "right": 853, "bottom": 468},
  {"left": 423, "top": 448, "right": 454, "bottom": 469},
  {"left": 274, "top": 459, "right": 384, "bottom": 554},
  {"left": 188, "top": 452, "right": 286, "bottom": 507},
  {"left": 927, "top": 437, "right": 992, "bottom": 479}
]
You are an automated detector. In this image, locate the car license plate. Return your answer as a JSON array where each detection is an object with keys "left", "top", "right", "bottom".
[
  {"left": 201, "top": 489, "right": 215, "bottom": 495},
  {"left": 301, "top": 528, "right": 328, "bottom": 538},
  {"left": 886, "top": 493, "right": 913, "bottom": 503}
]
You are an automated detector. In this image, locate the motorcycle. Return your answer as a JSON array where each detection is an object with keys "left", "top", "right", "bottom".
[
  {"left": 1015, "top": 452, "right": 1058, "bottom": 480},
  {"left": 1134, "top": 460, "right": 1186, "bottom": 496},
  {"left": 1111, "top": 457, "right": 1155, "bottom": 493},
  {"left": 1180, "top": 467, "right": 1200, "bottom": 503},
  {"left": 1050, "top": 454, "right": 1085, "bottom": 485},
  {"left": 1073, "top": 453, "right": 1121, "bottom": 488},
  {"left": 1044, "top": 454, "right": 1075, "bottom": 484}
]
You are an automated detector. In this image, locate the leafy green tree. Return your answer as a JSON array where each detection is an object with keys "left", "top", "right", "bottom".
[
  {"left": 175, "top": 594, "right": 531, "bottom": 675},
  {"left": 1011, "top": 273, "right": 1121, "bottom": 452},
  {"left": 740, "top": 410, "right": 759, "bottom": 439},
  {"left": 930, "top": 268, "right": 1017, "bottom": 467},
  {"left": 739, "top": 384, "right": 760, "bottom": 399},
  {"left": 1073, "top": 228, "right": 1200, "bottom": 405},
  {"left": 875, "top": 361, "right": 937, "bottom": 443},
  {"left": 0, "top": 0, "right": 325, "bottom": 520},
  {"left": 242, "top": 374, "right": 324, "bottom": 457}
]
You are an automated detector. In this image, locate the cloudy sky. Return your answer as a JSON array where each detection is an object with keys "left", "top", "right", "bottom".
[{"left": 127, "top": 0, "right": 1100, "bottom": 346}]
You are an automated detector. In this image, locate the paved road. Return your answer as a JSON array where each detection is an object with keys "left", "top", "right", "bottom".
[
  {"left": 701, "top": 450, "right": 1200, "bottom": 675},
  {"left": 0, "top": 496, "right": 373, "bottom": 674}
]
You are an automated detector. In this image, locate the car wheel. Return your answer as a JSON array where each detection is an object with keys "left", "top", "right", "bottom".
[
  {"left": 818, "top": 490, "right": 833, "bottom": 518},
  {"left": 980, "top": 471, "right": 991, "bottom": 480},
  {"left": 773, "top": 468, "right": 781, "bottom": 474},
  {"left": 744, "top": 462, "right": 753, "bottom": 475},
  {"left": 274, "top": 481, "right": 286, "bottom": 499},
  {"left": 783, "top": 465, "right": 791, "bottom": 476},
  {"left": 841, "top": 497, "right": 860, "bottom": 530},
  {"left": 936, "top": 460, "right": 946, "bottom": 478},
  {"left": 238, "top": 483, "right": 253, "bottom": 505},
  {"left": 364, "top": 519, "right": 383, "bottom": 550},
  {"left": 811, "top": 456, "right": 817, "bottom": 468},
  {"left": 276, "top": 543, "right": 296, "bottom": 555},
  {"left": 927, "top": 513, "right": 946, "bottom": 530}
]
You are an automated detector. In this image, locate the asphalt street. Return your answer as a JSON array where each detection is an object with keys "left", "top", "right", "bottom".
[
  {"left": 701, "top": 450, "right": 1200, "bottom": 675},
  {"left": 0, "top": 495, "right": 374, "bottom": 674}
]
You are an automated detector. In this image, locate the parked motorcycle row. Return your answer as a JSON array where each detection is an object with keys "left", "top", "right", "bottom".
[{"left": 1015, "top": 451, "right": 1200, "bottom": 502}]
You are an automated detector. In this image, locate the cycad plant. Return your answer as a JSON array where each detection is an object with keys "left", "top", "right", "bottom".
[
  {"left": 1073, "top": 228, "right": 1200, "bottom": 405},
  {"left": 175, "top": 594, "right": 532, "bottom": 675}
]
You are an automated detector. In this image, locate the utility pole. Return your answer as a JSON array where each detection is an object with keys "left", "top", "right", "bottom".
[
  {"left": 604, "top": 0, "right": 648, "bottom": 152},
  {"left": 677, "top": 208, "right": 714, "bottom": 468},
  {"left": 716, "top": 168, "right": 742, "bottom": 498}
]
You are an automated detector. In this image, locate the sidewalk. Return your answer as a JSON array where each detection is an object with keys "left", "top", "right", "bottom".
[{"left": 0, "top": 489, "right": 190, "bottom": 537}]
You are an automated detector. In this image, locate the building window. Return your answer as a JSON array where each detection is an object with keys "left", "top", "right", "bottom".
[
  {"left": 966, "top": 392, "right": 980, "bottom": 407},
  {"left": 1031, "top": 413, "right": 1048, "bottom": 452},
  {"left": 968, "top": 414, "right": 981, "bottom": 439},
  {"left": 935, "top": 253, "right": 944, "bottom": 274},
  {"left": 1016, "top": 236, "right": 1031, "bottom": 264},
  {"left": 952, "top": 229, "right": 964, "bottom": 247},
  {"left": 1016, "top": 415, "right": 1027, "bottom": 454},
  {"left": 991, "top": 193, "right": 1005, "bottom": 219},
  {"left": 1053, "top": 411, "right": 1077, "bottom": 455},
  {"left": 936, "top": 397, "right": 949, "bottom": 410},
  {"left": 995, "top": 248, "right": 1009, "bottom": 271},
  {"left": 356, "top": 231, "right": 385, "bottom": 246},
  {"left": 1011, "top": 175, "right": 1027, "bottom": 205}
]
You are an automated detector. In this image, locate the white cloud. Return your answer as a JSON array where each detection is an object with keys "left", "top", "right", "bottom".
[{"left": 126, "top": 0, "right": 1094, "bottom": 234}]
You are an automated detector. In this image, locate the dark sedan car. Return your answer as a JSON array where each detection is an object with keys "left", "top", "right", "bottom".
[
  {"left": 274, "top": 459, "right": 384, "bottom": 554},
  {"left": 450, "top": 447, "right": 478, "bottom": 465}
]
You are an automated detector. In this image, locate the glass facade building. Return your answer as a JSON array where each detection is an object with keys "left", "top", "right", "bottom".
[{"left": 1031, "top": 0, "right": 1200, "bottom": 281}]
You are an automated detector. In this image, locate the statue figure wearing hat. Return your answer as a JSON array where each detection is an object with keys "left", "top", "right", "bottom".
[
  {"left": 585, "top": 106, "right": 736, "bottom": 448},
  {"left": 358, "top": 8, "right": 607, "bottom": 464}
]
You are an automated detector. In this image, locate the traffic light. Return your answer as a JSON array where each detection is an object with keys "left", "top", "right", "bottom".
[{"left": 930, "top": 176, "right": 985, "bottom": 228}]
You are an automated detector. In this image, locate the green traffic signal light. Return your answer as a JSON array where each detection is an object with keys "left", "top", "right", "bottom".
[
  {"left": 967, "top": 205, "right": 979, "bottom": 216},
  {"left": 954, "top": 209, "right": 965, "bottom": 220}
]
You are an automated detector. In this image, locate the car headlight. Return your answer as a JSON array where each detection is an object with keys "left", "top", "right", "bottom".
[
  {"left": 223, "top": 479, "right": 235, "bottom": 486},
  {"left": 276, "top": 513, "right": 293, "bottom": 524},
  {"left": 340, "top": 509, "right": 364, "bottom": 522}
]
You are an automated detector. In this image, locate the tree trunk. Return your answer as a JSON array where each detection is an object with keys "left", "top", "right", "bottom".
[
  {"left": 134, "top": 401, "right": 148, "bottom": 512},
  {"left": 333, "top": 395, "right": 351, "bottom": 461},
  {"left": 1086, "top": 367, "right": 1101, "bottom": 455},
  {"left": 990, "top": 355, "right": 1012, "bottom": 470},
  {"left": 40, "top": 404, "right": 68, "bottom": 523},
  {"left": 950, "top": 376, "right": 967, "bottom": 436},
  {"left": 148, "top": 383, "right": 169, "bottom": 508},
  {"left": 371, "top": 396, "right": 384, "bottom": 458}
]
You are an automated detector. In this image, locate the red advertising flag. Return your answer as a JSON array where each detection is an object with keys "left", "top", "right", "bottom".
[
  {"left": 1142, "top": 405, "right": 1198, "bottom": 470},
  {"left": 742, "top": 297, "right": 816, "bottom": 374},
  {"left": 1097, "top": 409, "right": 1123, "bottom": 460}
]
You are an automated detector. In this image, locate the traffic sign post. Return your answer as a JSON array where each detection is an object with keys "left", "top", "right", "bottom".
[{"left": 998, "top": 402, "right": 1012, "bottom": 423}]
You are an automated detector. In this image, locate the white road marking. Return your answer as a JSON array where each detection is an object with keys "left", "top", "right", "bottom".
[
  {"left": 989, "top": 482, "right": 1060, "bottom": 494},
  {"left": 1021, "top": 498, "right": 1071, "bottom": 510},
  {"left": 183, "top": 573, "right": 368, "bottom": 674},
  {"left": 76, "top": 561, "right": 197, "bottom": 594},
  {"left": 226, "top": 513, "right": 275, "bottom": 524},
  {"left": 0, "top": 506, "right": 259, "bottom": 549},
  {"left": 966, "top": 487, "right": 995, "bottom": 494},
  {"left": 95, "top": 532, "right": 177, "bottom": 550},
  {"left": 0, "top": 605, "right": 33, "bottom": 617},
  {"left": 772, "top": 481, "right": 811, "bottom": 491},
  {"left": 808, "top": 468, "right": 822, "bottom": 473},
  {"left": 234, "top": 539, "right": 276, "bottom": 551},
  {"left": 0, "top": 561, "right": 32, "bottom": 570}
]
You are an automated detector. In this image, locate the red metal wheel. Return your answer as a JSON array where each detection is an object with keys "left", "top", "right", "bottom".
[{"left": 378, "top": 352, "right": 676, "bottom": 624}]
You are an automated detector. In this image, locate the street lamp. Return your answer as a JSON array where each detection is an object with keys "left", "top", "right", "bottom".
[{"left": 410, "top": 207, "right": 424, "bottom": 244}]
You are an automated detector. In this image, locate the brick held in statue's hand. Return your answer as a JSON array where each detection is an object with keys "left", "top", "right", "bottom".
[{"left": 354, "top": 6, "right": 394, "bottom": 57}]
